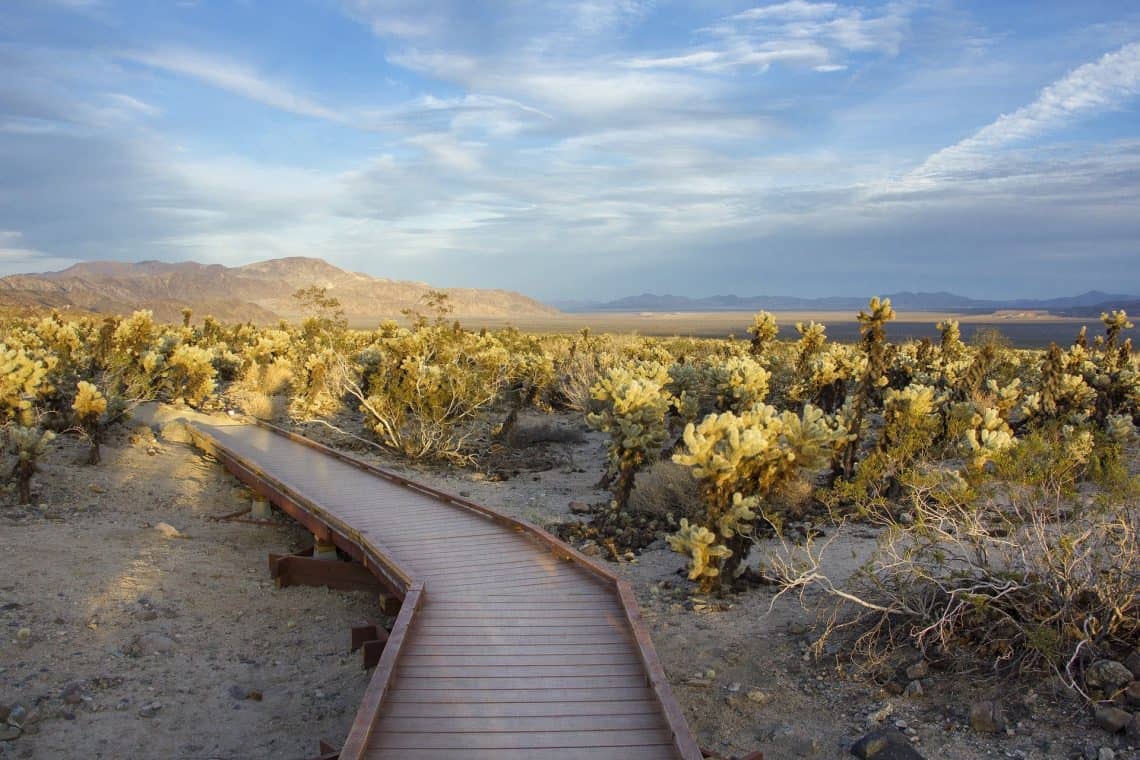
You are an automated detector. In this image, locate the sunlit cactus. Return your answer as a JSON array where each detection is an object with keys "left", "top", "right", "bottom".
[
  {"left": 6, "top": 425, "right": 55, "bottom": 504},
  {"left": 72, "top": 380, "right": 109, "bottom": 464},
  {"left": 672, "top": 403, "right": 847, "bottom": 591},
  {"left": 0, "top": 344, "right": 52, "bottom": 426},
  {"left": 587, "top": 363, "right": 674, "bottom": 511},
  {"left": 709, "top": 355, "right": 770, "bottom": 413},
  {"left": 746, "top": 311, "right": 779, "bottom": 356}
]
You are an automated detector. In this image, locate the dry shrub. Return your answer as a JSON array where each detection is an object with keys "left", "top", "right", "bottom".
[
  {"left": 767, "top": 462, "right": 1140, "bottom": 692},
  {"left": 629, "top": 460, "right": 701, "bottom": 520},
  {"left": 504, "top": 420, "right": 585, "bottom": 448},
  {"left": 240, "top": 392, "right": 286, "bottom": 421}
]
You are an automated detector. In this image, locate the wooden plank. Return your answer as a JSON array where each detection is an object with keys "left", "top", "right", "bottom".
[
  {"left": 366, "top": 746, "right": 672, "bottom": 759},
  {"left": 399, "top": 653, "right": 640, "bottom": 667},
  {"left": 403, "top": 643, "right": 637, "bottom": 657},
  {"left": 367, "top": 727, "right": 673, "bottom": 750},
  {"left": 391, "top": 675, "right": 646, "bottom": 690},
  {"left": 386, "top": 686, "right": 656, "bottom": 703},
  {"left": 379, "top": 699, "right": 659, "bottom": 719},
  {"left": 396, "top": 664, "right": 646, "bottom": 679},
  {"left": 372, "top": 713, "right": 665, "bottom": 733}
]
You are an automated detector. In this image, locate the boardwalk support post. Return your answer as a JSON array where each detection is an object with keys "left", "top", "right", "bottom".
[
  {"left": 251, "top": 496, "right": 272, "bottom": 519},
  {"left": 268, "top": 549, "right": 383, "bottom": 594},
  {"left": 350, "top": 624, "right": 390, "bottom": 669},
  {"left": 313, "top": 537, "right": 338, "bottom": 560}
]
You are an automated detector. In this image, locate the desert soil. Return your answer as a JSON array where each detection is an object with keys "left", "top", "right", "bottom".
[{"left": 1, "top": 407, "right": 1136, "bottom": 759}]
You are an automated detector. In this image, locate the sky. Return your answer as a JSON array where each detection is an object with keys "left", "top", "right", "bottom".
[{"left": 1, "top": 0, "right": 1139, "bottom": 301}]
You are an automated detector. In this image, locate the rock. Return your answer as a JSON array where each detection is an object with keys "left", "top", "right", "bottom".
[
  {"left": 133, "top": 632, "right": 177, "bottom": 656},
  {"left": 867, "top": 703, "right": 893, "bottom": 725},
  {"left": 1086, "top": 660, "right": 1133, "bottom": 692},
  {"left": 903, "top": 680, "right": 924, "bottom": 699},
  {"left": 0, "top": 725, "right": 20, "bottom": 741},
  {"left": 135, "top": 607, "right": 159, "bottom": 622},
  {"left": 1125, "top": 681, "right": 1140, "bottom": 707},
  {"left": 159, "top": 421, "right": 191, "bottom": 443},
  {"left": 154, "top": 522, "right": 186, "bottom": 539},
  {"left": 88, "top": 483, "right": 107, "bottom": 494},
  {"left": 1124, "top": 650, "right": 1140, "bottom": 678},
  {"left": 0, "top": 704, "right": 8, "bottom": 723},
  {"left": 228, "top": 685, "right": 248, "bottom": 700},
  {"left": 746, "top": 690, "right": 771, "bottom": 706},
  {"left": 6, "top": 704, "right": 27, "bottom": 727},
  {"left": 137, "top": 701, "right": 162, "bottom": 718},
  {"left": 969, "top": 700, "right": 1004, "bottom": 733},
  {"left": 1126, "top": 713, "right": 1140, "bottom": 739},
  {"left": 15, "top": 627, "right": 30, "bottom": 642},
  {"left": 569, "top": 501, "right": 591, "bottom": 515},
  {"left": 61, "top": 683, "right": 85, "bottom": 705},
  {"left": 1098, "top": 748, "right": 1115, "bottom": 760},
  {"left": 905, "top": 661, "right": 929, "bottom": 680},
  {"left": 579, "top": 541, "right": 600, "bottom": 557},
  {"left": 850, "top": 727, "right": 927, "bottom": 759},
  {"left": 1094, "top": 706, "right": 1131, "bottom": 733}
]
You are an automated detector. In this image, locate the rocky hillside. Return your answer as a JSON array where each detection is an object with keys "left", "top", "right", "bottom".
[{"left": 0, "top": 257, "right": 557, "bottom": 323}]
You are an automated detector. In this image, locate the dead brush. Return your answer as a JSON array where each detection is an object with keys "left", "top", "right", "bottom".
[{"left": 764, "top": 464, "right": 1140, "bottom": 696}]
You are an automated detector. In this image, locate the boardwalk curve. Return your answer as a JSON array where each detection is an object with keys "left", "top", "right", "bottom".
[{"left": 187, "top": 419, "right": 701, "bottom": 759}]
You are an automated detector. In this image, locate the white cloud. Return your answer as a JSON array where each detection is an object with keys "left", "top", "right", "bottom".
[
  {"left": 915, "top": 40, "right": 1140, "bottom": 178},
  {"left": 733, "top": 2, "right": 839, "bottom": 22}
]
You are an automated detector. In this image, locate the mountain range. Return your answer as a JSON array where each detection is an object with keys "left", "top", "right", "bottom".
[
  {"left": 552, "top": 290, "right": 1140, "bottom": 316},
  {"left": 0, "top": 257, "right": 556, "bottom": 324}
]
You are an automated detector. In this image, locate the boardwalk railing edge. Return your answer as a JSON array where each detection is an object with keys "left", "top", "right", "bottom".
[{"left": 187, "top": 418, "right": 702, "bottom": 760}]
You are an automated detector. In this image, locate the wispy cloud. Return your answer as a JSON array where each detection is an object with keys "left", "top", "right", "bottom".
[
  {"left": 915, "top": 40, "right": 1140, "bottom": 177},
  {"left": 123, "top": 49, "right": 344, "bottom": 123},
  {"left": 627, "top": 0, "right": 909, "bottom": 72}
]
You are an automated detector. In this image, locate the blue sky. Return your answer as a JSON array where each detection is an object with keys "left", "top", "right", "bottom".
[{"left": 2, "top": 0, "right": 1139, "bottom": 300}]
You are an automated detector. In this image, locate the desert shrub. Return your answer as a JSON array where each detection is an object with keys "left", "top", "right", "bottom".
[
  {"left": 350, "top": 325, "right": 511, "bottom": 463},
  {"left": 746, "top": 311, "right": 779, "bottom": 356},
  {"left": 834, "top": 297, "right": 896, "bottom": 480},
  {"left": 71, "top": 380, "right": 111, "bottom": 464},
  {"left": 768, "top": 464, "right": 1140, "bottom": 688},
  {"left": 709, "top": 355, "right": 770, "bottom": 413},
  {"left": 628, "top": 460, "right": 701, "bottom": 521},
  {"left": 166, "top": 344, "right": 217, "bottom": 407}
]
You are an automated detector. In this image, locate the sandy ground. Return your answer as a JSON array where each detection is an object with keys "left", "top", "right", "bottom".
[{"left": 2, "top": 407, "right": 1137, "bottom": 759}]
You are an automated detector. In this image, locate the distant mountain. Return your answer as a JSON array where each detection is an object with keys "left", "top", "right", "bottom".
[
  {"left": 0, "top": 257, "right": 557, "bottom": 324},
  {"left": 562, "top": 290, "right": 1140, "bottom": 315}
]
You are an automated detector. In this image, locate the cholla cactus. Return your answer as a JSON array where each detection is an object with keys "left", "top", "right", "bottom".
[
  {"left": 6, "top": 426, "right": 55, "bottom": 504},
  {"left": 587, "top": 363, "right": 674, "bottom": 511},
  {"left": 672, "top": 403, "right": 847, "bottom": 591},
  {"left": 963, "top": 406, "right": 1017, "bottom": 470},
  {"left": 835, "top": 297, "right": 895, "bottom": 479},
  {"left": 667, "top": 519, "right": 732, "bottom": 583},
  {"left": 1105, "top": 413, "right": 1134, "bottom": 444},
  {"left": 746, "top": 311, "right": 779, "bottom": 355},
  {"left": 72, "top": 381, "right": 109, "bottom": 464},
  {"left": 709, "top": 355, "right": 770, "bottom": 413},
  {"left": 937, "top": 319, "right": 966, "bottom": 362},
  {"left": 166, "top": 344, "right": 217, "bottom": 407},
  {"left": 0, "top": 345, "right": 52, "bottom": 425}
]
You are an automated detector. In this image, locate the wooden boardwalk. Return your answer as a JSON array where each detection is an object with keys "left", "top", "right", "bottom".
[{"left": 188, "top": 420, "right": 701, "bottom": 760}]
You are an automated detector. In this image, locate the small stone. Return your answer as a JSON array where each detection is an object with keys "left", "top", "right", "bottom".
[
  {"left": 135, "top": 607, "right": 159, "bottom": 622},
  {"left": 1126, "top": 712, "right": 1140, "bottom": 739},
  {"left": 61, "top": 683, "right": 85, "bottom": 705},
  {"left": 579, "top": 541, "right": 600, "bottom": 557},
  {"left": 88, "top": 483, "right": 107, "bottom": 494},
  {"left": 1086, "top": 660, "right": 1133, "bottom": 692},
  {"left": 969, "top": 700, "right": 1004, "bottom": 733},
  {"left": 726, "top": 682, "right": 741, "bottom": 693},
  {"left": 569, "top": 501, "right": 591, "bottom": 515},
  {"left": 903, "top": 680, "right": 924, "bottom": 698},
  {"left": 154, "top": 522, "right": 186, "bottom": 539},
  {"left": 137, "top": 701, "right": 162, "bottom": 718},
  {"left": 1123, "top": 650, "right": 1140, "bottom": 678},
  {"left": 1098, "top": 748, "right": 1115, "bottom": 760},
  {"left": 0, "top": 725, "right": 21, "bottom": 741},
  {"left": 247, "top": 690, "right": 262, "bottom": 702},
  {"left": 1094, "top": 706, "right": 1131, "bottom": 734},
  {"left": 0, "top": 704, "right": 9, "bottom": 723},
  {"left": 905, "top": 661, "right": 929, "bottom": 680},
  {"left": 228, "top": 685, "right": 248, "bottom": 700},
  {"left": 133, "top": 632, "right": 177, "bottom": 656},
  {"left": 15, "top": 628, "right": 30, "bottom": 642},
  {"left": 747, "top": 690, "right": 771, "bottom": 705},
  {"left": 7, "top": 704, "right": 27, "bottom": 727},
  {"left": 850, "top": 727, "right": 927, "bottom": 759},
  {"left": 704, "top": 669, "right": 716, "bottom": 679},
  {"left": 1124, "top": 681, "right": 1140, "bottom": 707},
  {"left": 868, "top": 703, "right": 894, "bottom": 725}
]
